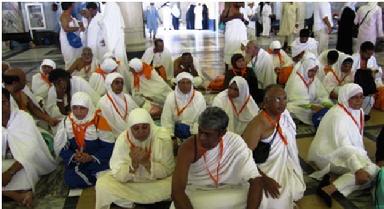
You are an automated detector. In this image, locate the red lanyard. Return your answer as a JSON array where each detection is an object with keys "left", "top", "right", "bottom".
[
  {"left": 330, "top": 71, "right": 349, "bottom": 86},
  {"left": 338, "top": 104, "right": 364, "bottom": 135},
  {"left": 125, "top": 132, "right": 152, "bottom": 155},
  {"left": 202, "top": 138, "right": 224, "bottom": 187},
  {"left": 107, "top": 93, "right": 128, "bottom": 120},
  {"left": 262, "top": 111, "right": 288, "bottom": 145},
  {"left": 296, "top": 72, "right": 312, "bottom": 91},
  {"left": 229, "top": 96, "right": 250, "bottom": 117},
  {"left": 175, "top": 90, "right": 195, "bottom": 116},
  {"left": 68, "top": 113, "right": 97, "bottom": 150}
]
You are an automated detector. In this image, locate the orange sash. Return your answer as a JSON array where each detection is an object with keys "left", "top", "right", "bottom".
[
  {"left": 132, "top": 63, "right": 152, "bottom": 90},
  {"left": 229, "top": 96, "right": 250, "bottom": 117},
  {"left": 268, "top": 49, "right": 285, "bottom": 66},
  {"left": 338, "top": 104, "right": 364, "bottom": 135},
  {"left": 95, "top": 68, "right": 108, "bottom": 79},
  {"left": 202, "top": 138, "right": 224, "bottom": 187},
  {"left": 155, "top": 65, "right": 167, "bottom": 81},
  {"left": 330, "top": 71, "right": 349, "bottom": 86},
  {"left": 323, "top": 65, "right": 334, "bottom": 75},
  {"left": 277, "top": 65, "right": 293, "bottom": 85},
  {"left": 262, "top": 111, "right": 288, "bottom": 145},
  {"left": 175, "top": 90, "right": 195, "bottom": 116},
  {"left": 296, "top": 72, "right": 313, "bottom": 91},
  {"left": 106, "top": 93, "right": 128, "bottom": 120},
  {"left": 374, "top": 87, "right": 384, "bottom": 111},
  {"left": 125, "top": 132, "right": 152, "bottom": 156},
  {"left": 207, "top": 75, "right": 225, "bottom": 91}
]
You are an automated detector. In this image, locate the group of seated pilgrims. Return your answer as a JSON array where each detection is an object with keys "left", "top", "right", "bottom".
[{"left": 2, "top": 35, "right": 383, "bottom": 209}]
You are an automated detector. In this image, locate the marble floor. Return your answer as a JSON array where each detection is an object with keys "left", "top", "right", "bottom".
[{"left": 2, "top": 29, "right": 384, "bottom": 209}]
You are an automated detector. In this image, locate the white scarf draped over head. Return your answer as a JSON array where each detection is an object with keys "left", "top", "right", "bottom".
[
  {"left": 101, "top": 58, "right": 118, "bottom": 73},
  {"left": 297, "top": 56, "right": 319, "bottom": 84},
  {"left": 334, "top": 53, "right": 353, "bottom": 78},
  {"left": 269, "top": 40, "right": 282, "bottom": 50},
  {"left": 175, "top": 72, "right": 194, "bottom": 106},
  {"left": 292, "top": 42, "right": 307, "bottom": 57},
  {"left": 338, "top": 83, "right": 363, "bottom": 109},
  {"left": 127, "top": 108, "right": 157, "bottom": 149},
  {"left": 129, "top": 58, "right": 143, "bottom": 73},
  {"left": 70, "top": 91, "right": 96, "bottom": 124},
  {"left": 227, "top": 76, "right": 259, "bottom": 122},
  {"left": 40, "top": 59, "right": 56, "bottom": 74}
]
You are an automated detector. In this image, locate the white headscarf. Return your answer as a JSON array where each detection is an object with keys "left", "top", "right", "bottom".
[
  {"left": 103, "top": 51, "right": 114, "bottom": 60},
  {"left": 104, "top": 72, "right": 127, "bottom": 111},
  {"left": 228, "top": 76, "right": 259, "bottom": 122},
  {"left": 127, "top": 108, "right": 156, "bottom": 149},
  {"left": 40, "top": 59, "right": 56, "bottom": 73},
  {"left": 101, "top": 58, "right": 118, "bottom": 73},
  {"left": 334, "top": 53, "right": 353, "bottom": 78},
  {"left": 292, "top": 43, "right": 307, "bottom": 57},
  {"left": 269, "top": 40, "right": 282, "bottom": 50},
  {"left": 338, "top": 83, "right": 363, "bottom": 108},
  {"left": 297, "top": 56, "right": 319, "bottom": 83},
  {"left": 129, "top": 58, "right": 143, "bottom": 73},
  {"left": 175, "top": 72, "right": 194, "bottom": 106},
  {"left": 70, "top": 91, "right": 96, "bottom": 124}
]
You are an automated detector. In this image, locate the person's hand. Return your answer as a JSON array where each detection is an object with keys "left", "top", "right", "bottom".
[
  {"left": 77, "top": 152, "right": 94, "bottom": 163},
  {"left": 311, "top": 104, "right": 324, "bottom": 112},
  {"left": 2, "top": 171, "right": 13, "bottom": 186},
  {"left": 355, "top": 169, "right": 371, "bottom": 185},
  {"left": 48, "top": 117, "right": 61, "bottom": 127},
  {"left": 261, "top": 175, "right": 281, "bottom": 199}
]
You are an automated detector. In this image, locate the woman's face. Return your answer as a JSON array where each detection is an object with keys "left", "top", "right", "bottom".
[
  {"left": 348, "top": 93, "right": 364, "bottom": 110},
  {"left": 307, "top": 66, "right": 318, "bottom": 79},
  {"left": 228, "top": 82, "right": 240, "bottom": 99},
  {"left": 111, "top": 78, "right": 124, "bottom": 94},
  {"left": 41, "top": 65, "right": 54, "bottom": 74},
  {"left": 72, "top": 105, "right": 89, "bottom": 120},
  {"left": 131, "top": 123, "right": 151, "bottom": 141},
  {"left": 235, "top": 58, "right": 246, "bottom": 69},
  {"left": 178, "top": 78, "right": 192, "bottom": 94},
  {"left": 341, "top": 62, "right": 352, "bottom": 73}
]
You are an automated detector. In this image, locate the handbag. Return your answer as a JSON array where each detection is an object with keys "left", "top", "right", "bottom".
[
  {"left": 252, "top": 127, "right": 278, "bottom": 164},
  {"left": 174, "top": 122, "right": 191, "bottom": 140},
  {"left": 67, "top": 32, "right": 83, "bottom": 48},
  {"left": 352, "top": 10, "right": 372, "bottom": 38}
]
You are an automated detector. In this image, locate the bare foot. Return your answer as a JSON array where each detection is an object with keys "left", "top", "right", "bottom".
[{"left": 321, "top": 184, "right": 337, "bottom": 196}]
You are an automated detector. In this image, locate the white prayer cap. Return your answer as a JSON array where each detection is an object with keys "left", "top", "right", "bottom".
[
  {"left": 269, "top": 40, "right": 281, "bottom": 50},
  {"left": 40, "top": 59, "right": 56, "bottom": 69},
  {"left": 101, "top": 58, "right": 118, "bottom": 73},
  {"left": 241, "top": 40, "right": 249, "bottom": 47},
  {"left": 128, "top": 58, "right": 143, "bottom": 72},
  {"left": 292, "top": 43, "right": 307, "bottom": 57},
  {"left": 103, "top": 52, "right": 114, "bottom": 60},
  {"left": 105, "top": 72, "right": 124, "bottom": 93},
  {"left": 176, "top": 72, "right": 194, "bottom": 83},
  {"left": 338, "top": 83, "right": 363, "bottom": 108},
  {"left": 70, "top": 91, "right": 96, "bottom": 123}
]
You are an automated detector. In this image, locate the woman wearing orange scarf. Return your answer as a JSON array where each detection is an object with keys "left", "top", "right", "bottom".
[{"left": 54, "top": 92, "right": 115, "bottom": 189}]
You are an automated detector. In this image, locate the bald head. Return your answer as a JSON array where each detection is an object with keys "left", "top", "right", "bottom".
[{"left": 263, "top": 84, "right": 287, "bottom": 115}]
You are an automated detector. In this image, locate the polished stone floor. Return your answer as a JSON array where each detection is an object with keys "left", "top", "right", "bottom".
[{"left": 2, "top": 29, "right": 384, "bottom": 209}]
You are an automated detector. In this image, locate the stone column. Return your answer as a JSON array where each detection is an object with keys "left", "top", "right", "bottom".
[{"left": 118, "top": 2, "right": 146, "bottom": 56}]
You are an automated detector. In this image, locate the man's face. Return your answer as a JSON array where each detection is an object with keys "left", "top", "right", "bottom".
[
  {"left": 348, "top": 93, "right": 364, "bottom": 110},
  {"left": 197, "top": 127, "right": 224, "bottom": 150},
  {"left": 111, "top": 78, "right": 124, "bottom": 94},
  {"left": 300, "top": 37, "right": 308, "bottom": 44},
  {"left": 81, "top": 49, "right": 93, "bottom": 63},
  {"left": 54, "top": 78, "right": 68, "bottom": 92},
  {"left": 131, "top": 123, "right": 151, "bottom": 141},
  {"left": 246, "top": 44, "right": 257, "bottom": 56},
  {"left": 72, "top": 105, "right": 89, "bottom": 120},
  {"left": 178, "top": 79, "right": 192, "bottom": 94},
  {"left": 264, "top": 88, "right": 287, "bottom": 115},
  {"left": 228, "top": 82, "right": 240, "bottom": 99},
  {"left": 154, "top": 41, "right": 164, "bottom": 53},
  {"left": 361, "top": 50, "right": 374, "bottom": 60}
]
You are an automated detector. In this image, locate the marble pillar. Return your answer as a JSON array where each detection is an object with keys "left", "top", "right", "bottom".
[{"left": 118, "top": 2, "right": 146, "bottom": 56}]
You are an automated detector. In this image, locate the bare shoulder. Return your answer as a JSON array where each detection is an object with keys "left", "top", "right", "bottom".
[{"left": 176, "top": 137, "right": 195, "bottom": 163}]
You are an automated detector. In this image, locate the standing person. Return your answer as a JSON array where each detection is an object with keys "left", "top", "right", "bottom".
[
  {"left": 161, "top": 3, "right": 172, "bottom": 30},
  {"left": 86, "top": 2, "right": 107, "bottom": 61},
  {"left": 243, "top": 2, "right": 257, "bottom": 40},
  {"left": 222, "top": 2, "right": 248, "bottom": 69},
  {"left": 355, "top": 2, "right": 384, "bottom": 52},
  {"left": 146, "top": 3, "right": 161, "bottom": 39},
  {"left": 261, "top": 2, "right": 272, "bottom": 37},
  {"left": 256, "top": 2, "right": 264, "bottom": 37},
  {"left": 54, "top": 92, "right": 115, "bottom": 189},
  {"left": 186, "top": 4, "right": 196, "bottom": 30},
  {"left": 243, "top": 85, "right": 306, "bottom": 209},
  {"left": 194, "top": 3, "right": 203, "bottom": 30},
  {"left": 171, "top": 4, "right": 181, "bottom": 30},
  {"left": 170, "top": 107, "right": 263, "bottom": 209},
  {"left": 278, "top": 2, "right": 299, "bottom": 51},
  {"left": 101, "top": 2, "right": 129, "bottom": 83},
  {"left": 336, "top": 3, "right": 357, "bottom": 55},
  {"left": 212, "top": 76, "right": 259, "bottom": 135},
  {"left": 60, "top": 2, "right": 84, "bottom": 69},
  {"left": 202, "top": 4, "right": 209, "bottom": 30},
  {"left": 291, "top": 29, "right": 319, "bottom": 57},
  {"left": 313, "top": 2, "right": 333, "bottom": 54},
  {"left": 308, "top": 84, "right": 380, "bottom": 207},
  {"left": 2, "top": 88, "right": 57, "bottom": 208}
]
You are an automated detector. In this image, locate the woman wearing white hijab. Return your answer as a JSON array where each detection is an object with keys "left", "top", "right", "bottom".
[
  {"left": 128, "top": 58, "right": 172, "bottom": 118},
  {"left": 95, "top": 108, "right": 175, "bottom": 209},
  {"left": 89, "top": 58, "right": 119, "bottom": 96},
  {"left": 307, "top": 83, "right": 379, "bottom": 207},
  {"left": 31, "top": 59, "right": 56, "bottom": 106},
  {"left": 323, "top": 54, "right": 355, "bottom": 100},
  {"left": 212, "top": 76, "right": 259, "bottom": 135},
  {"left": 161, "top": 72, "right": 206, "bottom": 140},
  {"left": 98, "top": 72, "right": 138, "bottom": 138},
  {"left": 2, "top": 88, "right": 57, "bottom": 207},
  {"left": 54, "top": 92, "right": 115, "bottom": 189},
  {"left": 285, "top": 56, "right": 332, "bottom": 125}
]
